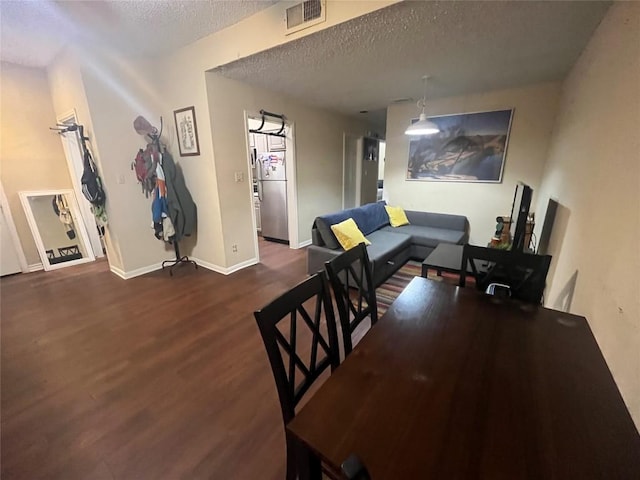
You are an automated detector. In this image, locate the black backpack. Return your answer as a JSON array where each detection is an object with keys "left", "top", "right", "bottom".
[{"left": 81, "top": 148, "right": 106, "bottom": 206}]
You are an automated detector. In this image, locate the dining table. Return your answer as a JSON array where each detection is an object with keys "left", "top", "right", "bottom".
[{"left": 287, "top": 277, "right": 640, "bottom": 479}]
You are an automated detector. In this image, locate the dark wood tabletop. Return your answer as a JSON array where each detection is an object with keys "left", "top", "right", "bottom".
[{"left": 287, "top": 277, "right": 640, "bottom": 479}]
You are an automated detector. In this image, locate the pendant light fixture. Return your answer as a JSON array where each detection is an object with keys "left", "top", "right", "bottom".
[{"left": 405, "top": 75, "right": 439, "bottom": 136}]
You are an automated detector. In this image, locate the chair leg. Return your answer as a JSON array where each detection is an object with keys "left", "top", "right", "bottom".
[
  {"left": 286, "top": 433, "right": 323, "bottom": 480},
  {"left": 285, "top": 434, "right": 297, "bottom": 480}
]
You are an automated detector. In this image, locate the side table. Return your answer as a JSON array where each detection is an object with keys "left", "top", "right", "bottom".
[{"left": 421, "top": 243, "right": 467, "bottom": 278}]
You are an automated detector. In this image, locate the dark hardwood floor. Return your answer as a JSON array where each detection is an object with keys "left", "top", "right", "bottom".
[{"left": 1, "top": 238, "right": 309, "bottom": 479}]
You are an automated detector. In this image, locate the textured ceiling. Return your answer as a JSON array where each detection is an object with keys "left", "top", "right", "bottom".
[
  {"left": 0, "top": 0, "right": 278, "bottom": 67},
  {"left": 216, "top": 1, "right": 611, "bottom": 130}
]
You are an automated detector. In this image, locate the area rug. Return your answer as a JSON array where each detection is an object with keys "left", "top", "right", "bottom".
[{"left": 375, "top": 261, "right": 463, "bottom": 316}]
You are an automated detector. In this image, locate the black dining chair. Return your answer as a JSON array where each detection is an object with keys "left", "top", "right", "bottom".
[
  {"left": 460, "top": 244, "right": 552, "bottom": 304},
  {"left": 325, "top": 243, "right": 378, "bottom": 357},
  {"left": 254, "top": 272, "right": 340, "bottom": 480}
]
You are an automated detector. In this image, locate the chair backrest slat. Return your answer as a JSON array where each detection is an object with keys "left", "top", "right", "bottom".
[
  {"left": 254, "top": 272, "right": 339, "bottom": 425},
  {"left": 325, "top": 243, "right": 378, "bottom": 356}
]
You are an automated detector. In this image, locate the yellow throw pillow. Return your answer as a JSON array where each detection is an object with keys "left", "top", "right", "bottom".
[
  {"left": 330, "top": 218, "right": 371, "bottom": 251},
  {"left": 385, "top": 205, "right": 410, "bottom": 227}
]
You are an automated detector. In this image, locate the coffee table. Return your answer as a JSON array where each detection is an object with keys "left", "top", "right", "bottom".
[{"left": 421, "top": 243, "right": 467, "bottom": 278}]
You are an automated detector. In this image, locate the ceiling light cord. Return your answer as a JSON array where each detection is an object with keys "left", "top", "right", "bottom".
[
  {"left": 418, "top": 75, "right": 429, "bottom": 111},
  {"left": 405, "top": 75, "right": 439, "bottom": 136}
]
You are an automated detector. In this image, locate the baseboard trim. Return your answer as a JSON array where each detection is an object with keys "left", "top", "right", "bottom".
[
  {"left": 296, "top": 239, "right": 312, "bottom": 248},
  {"left": 192, "top": 257, "right": 258, "bottom": 275},
  {"left": 225, "top": 257, "right": 259, "bottom": 275},
  {"left": 27, "top": 263, "right": 43, "bottom": 273},
  {"left": 190, "top": 257, "right": 227, "bottom": 275},
  {"left": 109, "top": 265, "right": 127, "bottom": 279},
  {"left": 110, "top": 262, "right": 163, "bottom": 280},
  {"left": 109, "top": 257, "right": 259, "bottom": 279}
]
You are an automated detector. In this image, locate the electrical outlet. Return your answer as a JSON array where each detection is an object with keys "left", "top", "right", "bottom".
[
  {"left": 232, "top": 244, "right": 238, "bottom": 253},
  {"left": 117, "top": 174, "right": 125, "bottom": 184},
  {"left": 234, "top": 171, "right": 244, "bottom": 182}
]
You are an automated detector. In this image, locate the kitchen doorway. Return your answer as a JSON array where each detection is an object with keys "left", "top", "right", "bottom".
[{"left": 244, "top": 111, "right": 298, "bottom": 263}]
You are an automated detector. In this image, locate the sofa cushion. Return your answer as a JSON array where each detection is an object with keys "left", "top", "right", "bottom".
[
  {"left": 331, "top": 218, "right": 371, "bottom": 251},
  {"left": 380, "top": 225, "right": 465, "bottom": 248},
  {"left": 365, "top": 230, "right": 412, "bottom": 263},
  {"left": 385, "top": 205, "right": 410, "bottom": 227},
  {"left": 405, "top": 211, "right": 468, "bottom": 231},
  {"left": 315, "top": 202, "right": 389, "bottom": 249}
]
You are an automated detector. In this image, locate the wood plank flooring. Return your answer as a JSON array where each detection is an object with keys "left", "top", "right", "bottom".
[{"left": 1, "top": 239, "right": 308, "bottom": 479}]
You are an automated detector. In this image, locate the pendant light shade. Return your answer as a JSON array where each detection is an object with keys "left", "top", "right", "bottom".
[
  {"left": 405, "top": 113, "right": 440, "bottom": 136},
  {"left": 405, "top": 76, "right": 439, "bottom": 136}
]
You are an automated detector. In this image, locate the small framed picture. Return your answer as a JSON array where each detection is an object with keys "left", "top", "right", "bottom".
[{"left": 173, "top": 106, "right": 200, "bottom": 156}]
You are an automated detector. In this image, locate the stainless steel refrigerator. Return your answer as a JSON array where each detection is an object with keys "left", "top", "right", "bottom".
[{"left": 257, "top": 152, "right": 288, "bottom": 242}]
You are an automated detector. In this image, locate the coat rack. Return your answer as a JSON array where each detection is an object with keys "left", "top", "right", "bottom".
[
  {"left": 134, "top": 115, "right": 197, "bottom": 277},
  {"left": 249, "top": 109, "right": 286, "bottom": 138}
]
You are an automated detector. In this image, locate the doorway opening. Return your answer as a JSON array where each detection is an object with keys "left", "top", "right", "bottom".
[
  {"left": 244, "top": 111, "right": 298, "bottom": 263},
  {"left": 56, "top": 111, "right": 107, "bottom": 260},
  {"left": 342, "top": 134, "right": 383, "bottom": 208},
  {"left": 378, "top": 140, "right": 386, "bottom": 202}
]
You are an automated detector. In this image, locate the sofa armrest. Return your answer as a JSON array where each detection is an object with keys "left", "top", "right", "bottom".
[
  {"left": 311, "top": 227, "right": 325, "bottom": 246},
  {"left": 307, "top": 244, "right": 343, "bottom": 276}
]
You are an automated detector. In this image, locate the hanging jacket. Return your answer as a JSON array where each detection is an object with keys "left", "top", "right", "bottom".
[{"left": 162, "top": 150, "right": 197, "bottom": 242}]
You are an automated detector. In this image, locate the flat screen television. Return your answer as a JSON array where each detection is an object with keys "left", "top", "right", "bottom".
[{"left": 509, "top": 182, "right": 533, "bottom": 252}]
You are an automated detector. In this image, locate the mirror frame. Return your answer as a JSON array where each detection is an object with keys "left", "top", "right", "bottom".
[{"left": 19, "top": 189, "right": 96, "bottom": 271}]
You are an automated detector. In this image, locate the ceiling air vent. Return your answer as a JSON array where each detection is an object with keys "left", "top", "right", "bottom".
[{"left": 285, "top": 0, "right": 326, "bottom": 35}]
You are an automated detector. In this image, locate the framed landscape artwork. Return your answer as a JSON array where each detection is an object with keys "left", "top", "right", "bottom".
[
  {"left": 406, "top": 109, "right": 514, "bottom": 183},
  {"left": 173, "top": 106, "right": 200, "bottom": 156}
]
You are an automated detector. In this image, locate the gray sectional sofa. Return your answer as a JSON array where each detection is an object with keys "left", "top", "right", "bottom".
[{"left": 307, "top": 202, "right": 470, "bottom": 287}]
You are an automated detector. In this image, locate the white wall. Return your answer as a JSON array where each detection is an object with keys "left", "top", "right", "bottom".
[
  {"left": 385, "top": 82, "right": 561, "bottom": 244},
  {"left": 49, "top": 47, "right": 193, "bottom": 275},
  {"left": 35, "top": 2, "right": 395, "bottom": 275},
  {"left": 48, "top": 50, "right": 125, "bottom": 270},
  {"left": 205, "top": 73, "right": 370, "bottom": 266},
  {"left": 0, "top": 62, "right": 74, "bottom": 267},
  {"left": 154, "top": 1, "right": 397, "bottom": 270},
  {"left": 78, "top": 50, "right": 172, "bottom": 273},
  {"left": 534, "top": 2, "right": 640, "bottom": 429}
]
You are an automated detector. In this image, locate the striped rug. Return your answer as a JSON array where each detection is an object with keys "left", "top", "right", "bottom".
[{"left": 376, "top": 261, "right": 464, "bottom": 316}]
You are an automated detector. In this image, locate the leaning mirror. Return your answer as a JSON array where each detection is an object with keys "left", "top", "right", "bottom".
[{"left": 19, "top": 190, "right": 95, "bottom": 271}]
